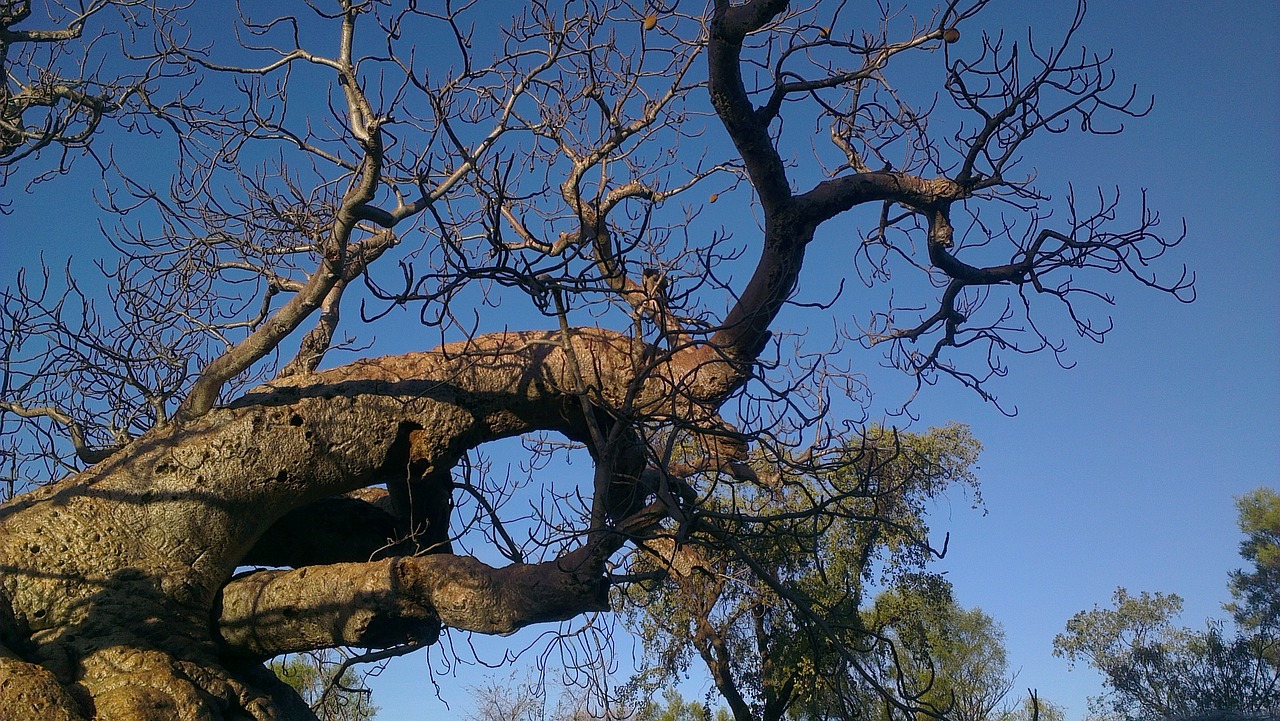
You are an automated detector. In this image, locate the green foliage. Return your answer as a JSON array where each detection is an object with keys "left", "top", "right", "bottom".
[
  {"left": 792, "top": 580, "right": 1051, "bottom": 721},
  {"left": 1002, "top": 695, "right": 1066, "bottom": 721},
  {"left": 1054, "top": 587, "right": 1187, "bottom": 673},
  {"left": 1053, "top": 487, "right": 1280, "bottom": 721},
  {"left": 1227, "top": 488, "right": 1280, "bottom": 635},
  {"left": 863, "top": 585, "right": 1016, "bottom": 721},
  {"left": 270, "top": 651, "right": 379, "bottom": 721},
  {"left": 632, "top": 688, "right": 733, "bottom": 721},
  {"left": 619, "top": 424, "right": 984, "bottom": 721}
]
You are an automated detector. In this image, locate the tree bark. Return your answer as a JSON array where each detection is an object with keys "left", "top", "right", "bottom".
[{"left": 0, "top": 328, "right": 733, "bottom": 719}]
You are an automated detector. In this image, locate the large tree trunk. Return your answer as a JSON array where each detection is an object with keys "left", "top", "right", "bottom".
[{"left": 0, "top": 329, "right": 729, "bottom": 720}]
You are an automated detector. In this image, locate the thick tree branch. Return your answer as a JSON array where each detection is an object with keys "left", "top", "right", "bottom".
[
  {"left": 708, "top": 0, "right": 793, "bottom": 212},
  {"left": 275, "top": 230, "right": 400, "bottom": 379},
  {"left": 0, "top": 646, "right": 88, "bottom": 721},
  {"left": 216, "top": 549, "right": 610, "bottom": 659},
  {"left": 797, "top": 174, "right": 968, "bottom": 227}
]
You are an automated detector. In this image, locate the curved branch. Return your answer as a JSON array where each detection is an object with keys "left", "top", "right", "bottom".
[
  {"left": 708, "top": 0, "right": 793, "bottom": 212},
  {"left": 796, "top": 173, "right": 968, "bottom": 226},
  {"left": 0, "top": 401, "right": 118, "bottom": 465}
]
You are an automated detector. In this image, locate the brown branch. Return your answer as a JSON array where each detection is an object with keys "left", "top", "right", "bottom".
[
  {"left": 708, "top": 0, "right": 793, "bottom": 212},
  {"left": 796, "top": 173, "right": 968, "bottom": 227},
  {"left": 0, "top": 401, "right": 117, "bottom": 465},
  {"left": 172, "top": 4, "right": 401, "bottom": 419},
  {"left": 216, "top": 548, "right": 610, "bottom": 660},
  {"left": 1, "top": 1, "right": 126, "bottom": 44},
  {"left": 704, "top": 2, "right": 971, "bottom": 369},
  {"left": 758, "top": 25, "right": 949, "bottom": 126},
  {"left": 277, "top": 228, "right": 399, "bottom": 378}
]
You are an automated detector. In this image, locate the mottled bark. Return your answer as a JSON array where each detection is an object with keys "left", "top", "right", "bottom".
[
  {"left": 0, "top": 647, "right": 89, "bottom": 721},
  {"left": 217, "top": 550, "right": 609, "bottom": 660},
  {"left": 0, "top": 328, "right": 723, "bottom": 719}
]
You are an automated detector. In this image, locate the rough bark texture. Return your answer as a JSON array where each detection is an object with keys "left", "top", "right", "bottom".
[{"left": 0, "top": 329, "right": 723, "bottom": 720}]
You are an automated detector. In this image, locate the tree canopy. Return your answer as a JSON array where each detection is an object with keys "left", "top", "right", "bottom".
[
  {"left": 621, "top": 424, "right": 983, "bottom": 721},
  {"left": 1227, "top": 488, "right": 1280, "bottom": 641},
  {"left": 1053, "top": 488, "right": 1280, "bottom": 721},
  {"left": 862, "top": 587, "right": 1016, "bottom": 721},
  {"left": 269, "top": 651, "right": 379, "bottom": 721},
  {"left": 0, "top": 1, "right": 1188, "bottom": 719}
]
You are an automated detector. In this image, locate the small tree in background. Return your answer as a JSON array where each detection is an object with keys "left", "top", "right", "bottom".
[
  {"left": 269, "top": 650, "right": 379, "bottom": 721},
  {"left": 466, "top": 673, "right": 731, "bottom": 721},
  {"left": 1227, "top": 489, "right": 1280, "bottom": 651},
  {"left": 465, "top": 672, "right": 555, "bottom": 721},
  {"left": 1054, "top": 488, "right": 1280, "bottom": 720},
  {"left": 797, "top": 579, "right": 1057, "bottom": 721},
  {"left": 862, "top": 585, "right": 1014, "bottom": 721},
  {"left": 631, "top": 688, "right": 733, "bottom": 721},
  {"left": 620, "top": 424, "right": 1008, "bottom": 721}
]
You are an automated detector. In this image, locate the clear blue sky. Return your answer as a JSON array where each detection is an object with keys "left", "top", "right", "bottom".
[{"left": 1, "top": 2, "right": 1276, "bottom": 720}]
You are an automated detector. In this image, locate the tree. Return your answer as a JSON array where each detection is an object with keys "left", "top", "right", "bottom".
[
  {"left": 620, "top": 425, "right": 985, "bottom": 721},
  {"left": 1004, "top": 695, "right": 1065, "bottom": 721},
  {"left": 862, "top": 587, "right": 1019, "bottom": 721},
  {"left": 465, "top": 673, "right": 559, "bottom": 721},
  {"left": 0, "top": 1, "right": 1187, "bottom": 719},
  {"left": 269, "top": 651, "right": 379, "bottom": 721},
  {"left": 787, "top": 580, "right": 1056, "bottom": 721},
  {"left": 1227, "top": 488, "right": 1280, "bottom": 640},
  {"left": 1053, "top": 489, "right": 1280, "bottom": 720},
  {"left": 465, "top": 673, "right": 731, "bottom": 721},
  {"left": 632, "top": 688, "right": 733, "bottom": 721}
]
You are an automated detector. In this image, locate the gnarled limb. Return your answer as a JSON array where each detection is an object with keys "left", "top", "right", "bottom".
[
  {"left": 216, "top": 548, "right": 612, "bottom": 660},
  {"left": 0, "top": 401, "right": 117, "bottom": 465},
  {"left": 0, "top": 3, "right": 1192, "bottom": 719},
  {"left": 0, "top": 325, "right": 703, "bottom": 717}
]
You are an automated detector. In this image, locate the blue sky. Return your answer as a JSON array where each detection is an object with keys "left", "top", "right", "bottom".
[
  {"left": 915, "top": 2, "right": 1280, "bottom": 714},
  {"left": 1, "top": 1, "right": 1277, "bottom": 720}
]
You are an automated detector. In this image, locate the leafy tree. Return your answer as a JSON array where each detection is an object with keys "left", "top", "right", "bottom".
[
  {"left": 797, "top": 581, "right": 1055, "bottom": 721},
  {"left": 1053, "top": 488, "right": 1280, "bottom": 720},
  {"left": 270, "top": 651, "right": 379, "bottom": 721},
  {"left": 0, "top": 0, "right": 1188, "bottom": 718},
  {"left": 632, "top": 688, "right": 733, "bottom": 721},
  {"left": 1227, "top": 488, "right": 1280, "bottom": 639},
  {"left": 1003, "top": 695, "right": 1066, "bottom": 721},
  {"left": 862, "top": 587, "right": 1017, "bottom": 721},
  {"left": 620, "top": 425, "right": 984, "bottom": 721}
]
